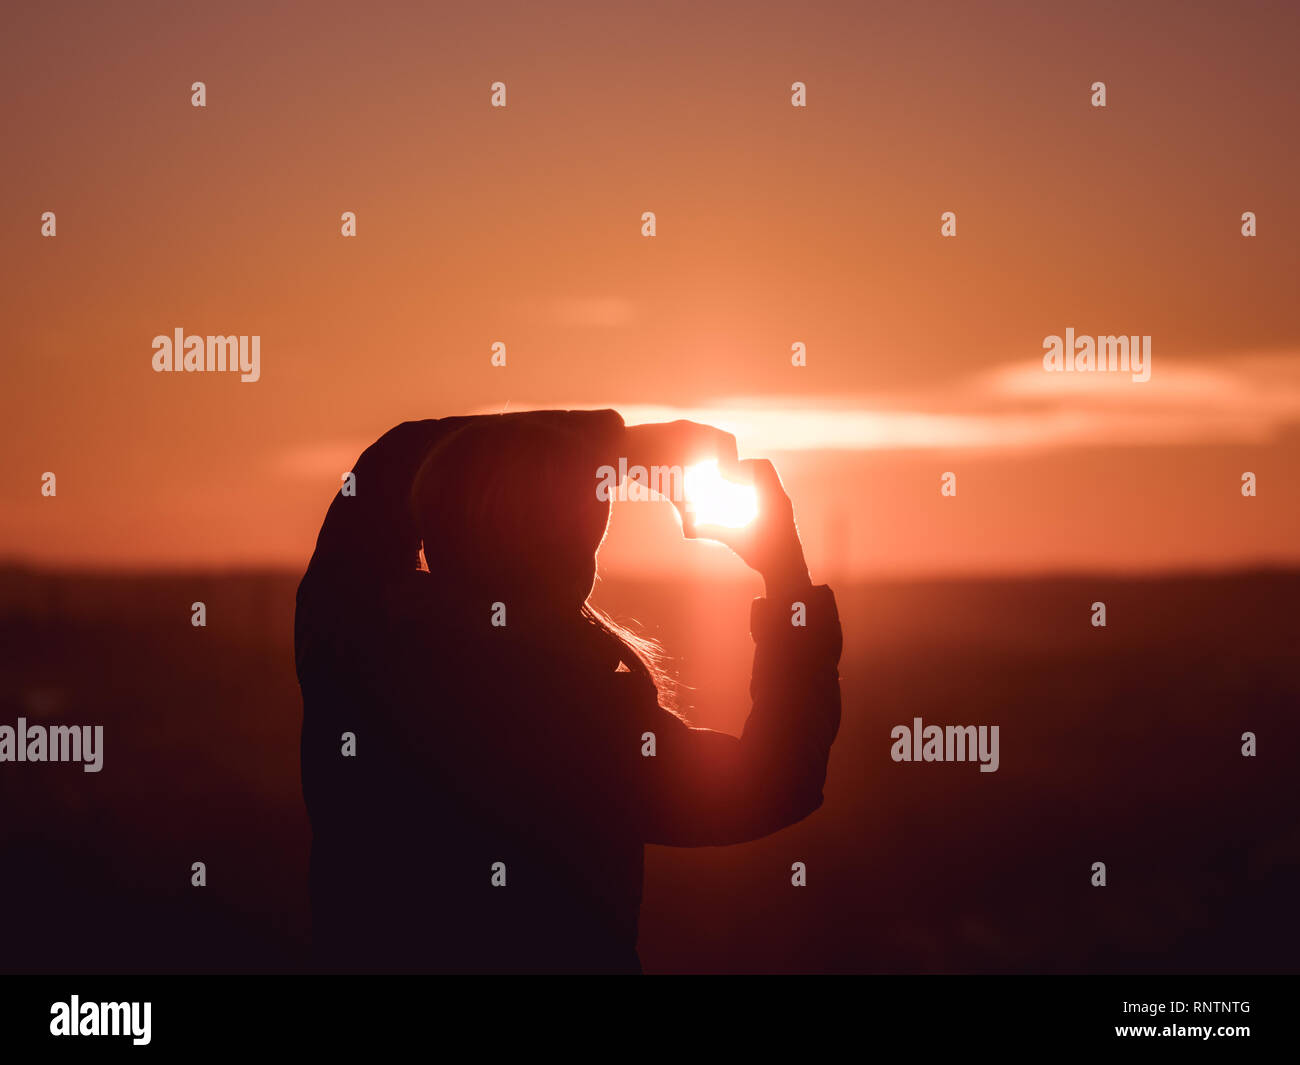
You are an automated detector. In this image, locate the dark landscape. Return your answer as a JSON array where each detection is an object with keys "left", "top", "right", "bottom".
[{"left": 1, "top": 566, "right": 1295, "bottom": 973}]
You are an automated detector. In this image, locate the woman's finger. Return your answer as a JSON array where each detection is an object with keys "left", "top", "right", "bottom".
[{"left": 722, "top": 458, "right": 792, "bottom": 517}]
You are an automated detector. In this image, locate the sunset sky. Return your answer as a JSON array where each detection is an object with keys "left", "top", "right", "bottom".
[{"left": 3, "top": 0, "right": 1297, "bottom": 578}]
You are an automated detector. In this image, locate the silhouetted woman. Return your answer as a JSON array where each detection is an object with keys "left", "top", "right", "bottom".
[{"left": 296, "top": 410, "right": 841, "bottom": 973}]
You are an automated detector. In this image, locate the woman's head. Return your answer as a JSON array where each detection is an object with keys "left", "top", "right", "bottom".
[
  {"left": 409, "top": 411, "right": 682, "bottom": 716},
  {"left": 410, "top": 415, "right": 612, "bottom": 618}
]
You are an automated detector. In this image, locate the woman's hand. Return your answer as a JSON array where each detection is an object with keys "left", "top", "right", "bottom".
[
  {"left": 622, "top": 419, "right": 738, "bottom": 528},
  {"left": 623, "top": 420, "right": 738, "bottom": 473},
  {"left": 622, "top": 423, "right": 811, "bottom": 597},
  {"left": 694, "top": 459, "right": 812, "bottom": 600}
]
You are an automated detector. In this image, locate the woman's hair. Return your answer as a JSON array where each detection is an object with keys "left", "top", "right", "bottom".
[
  {"left": 581, "top": 598, "right": 683, "bottom": 717},
  {"left": 410, "top": 415, "right": 682, "bottom": 716}
]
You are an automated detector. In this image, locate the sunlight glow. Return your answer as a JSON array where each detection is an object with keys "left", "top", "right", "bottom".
[{"left": 684, "top": 461, "right": 758, "bottom": 528}]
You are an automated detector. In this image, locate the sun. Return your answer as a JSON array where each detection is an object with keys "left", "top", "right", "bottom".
[{"left": 683, "top": 461, "right": 759, "bottom": 528}]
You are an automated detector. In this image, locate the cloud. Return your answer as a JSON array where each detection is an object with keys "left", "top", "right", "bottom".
[
  {"left": 550, "top": 297, "right": 636, "bottom": 328},
  {"left": 272, "top": 439, "right": 372, "bottom": 478},
  {"left": 272, "top": 353, "right": 1300, "bottom": 480},
  {"left": 502, "top": 352, "right": 1300, "bottom": 452}
]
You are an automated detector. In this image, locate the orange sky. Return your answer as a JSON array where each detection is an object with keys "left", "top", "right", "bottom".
[{"left": 2, "top": 1, "right": 1297, "bottom": 577}]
